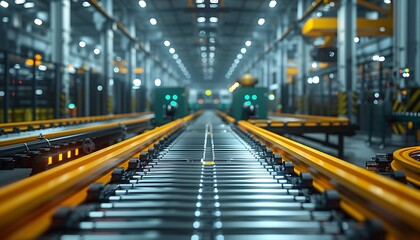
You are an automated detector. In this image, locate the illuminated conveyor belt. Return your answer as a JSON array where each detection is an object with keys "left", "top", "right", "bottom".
[
  {"left": 0, "top": 113, "right": 153, "bottom": 174},
  {"left": 0, "top": 111, "right": 419, "bottom": 239}
]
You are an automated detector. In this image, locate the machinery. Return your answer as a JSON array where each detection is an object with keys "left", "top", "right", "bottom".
[
  {"left": 154, "top": 87, "right": 188, "bottom": 125},
  {"left": 231, "top": 74, "right": 268, "bottom": 120}
]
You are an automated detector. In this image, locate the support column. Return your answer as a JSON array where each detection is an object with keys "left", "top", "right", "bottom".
[
  {"left": 51, "top": 0, "right": 71, "bottom": 118},
  {"left": 277, "top": 15, "right": 288, "bottom": 112},
  {"left": 126, "top": 13, "right": 136, "bottom": 113},
  {"left": 416, "top": 1, "right": 420, "bottom": 85},
  {"left": 337, "top": 0, "right": 357, "bottom": 122},
  {"left": 144, "top": 39, "right": 153, "bottom": 111},
  {"left": 296, "top": 0, "right": 311, "bottom": 114},
  {"left": 102, "top": 0, "right": 114, "bottom": 114}
]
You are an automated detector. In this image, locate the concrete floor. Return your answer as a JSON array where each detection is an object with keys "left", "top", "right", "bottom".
[{"left": 288, "top": 132, "right": 413, "bottom": 168}]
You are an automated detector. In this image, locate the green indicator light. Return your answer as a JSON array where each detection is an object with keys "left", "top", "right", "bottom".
[
  {"left": 245, "top": 101, "right": 251, "bottom": 106},
  {"left": 278, "top": 104, "right": 283, "bottom": 109},
  {"left": 244, "top": 95, "right": 250, "bottom": 100},
  {"left": 251, "top": 95, "right": 257, "bottom": 100},
  {"left": 170, "top": 101, "right": 177, "bottom": 107},
  {"left": 68, "top": 103, "right": 76, "bottom": 109},
  {"left": 165, "top": 95, "right": 171, "bottom": 100},
  {"left": 172, "top": 95, "right": 178, "bottom": 100}
]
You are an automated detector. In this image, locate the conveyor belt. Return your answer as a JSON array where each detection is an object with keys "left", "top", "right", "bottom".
[{"left": 42, "top": 112, "right": 363, "bottom": 239}]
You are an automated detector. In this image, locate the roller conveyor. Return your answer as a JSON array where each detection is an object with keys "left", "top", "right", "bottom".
[{"left": 43, "top": 112, "right": 364, "bottom": 239}]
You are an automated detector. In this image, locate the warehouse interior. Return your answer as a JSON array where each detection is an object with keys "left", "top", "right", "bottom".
[{"left": 0, "top": 0, "right": 419, "bottom": 239}]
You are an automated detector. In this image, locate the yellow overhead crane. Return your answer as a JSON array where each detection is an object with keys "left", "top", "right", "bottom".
[{"left": 302, "top": 0, "right": 393, "bottom": 37}]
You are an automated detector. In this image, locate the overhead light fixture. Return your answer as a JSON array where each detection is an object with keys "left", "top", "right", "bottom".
[
  {"left": 133, "top": 79, "right": 142, "bottom": 88},
  {"left": 169, "top": 48, "right": 175, "bottom": 54},
  {"left": 149, "top": 18, "right": 157, "bottom": 25},
  {"left": 201, "top": 52, "right": 207, "bottom": 58},
  {"left": 237, "top": 54, "right": 243, "bottom": 59},
  {"left": 209, "top": 17, "right": 218, "bottom": 23},
  {"left": 138, "top": 0, "right": 146, "bottom": 8},
  {"left": 209, "top": 46, "right": 216, "bottom": 51},
  {"left": 245, "top": 40, "right": 252, "bottom": 47},
  {"left": 196, "top": 0, "right": 204, "bottom": 3},
  {"left": 240, "top": 48, "right": 247, "bottom": 54},
  {"left": 34, "top": 18, "right": 43, "bottom": 26},
  {"left": 154, "top": 79, "right": 161, "bottom": 87},
  {"left": 79, "top": 41, "right": 86, "bottom": 48},
  {"left": 311, "top": 62, "right": 318, "bottom": 68},
  {"left": 354, "top": 37, "right": 360, "bottom": 43},
  {"left": 258, "top": 18, "right": 265, "bottom": 25},
  {"left": 197, "top": 17, "right": 206, "bottom": 23},
  {"left": 0, "top": 0, "right": 9, "bottom": 8},
  {"left": 94, "top": 48, "right": 101, "bottom": 55},
  {"left": 200, "top": 46, "right": 207, "bottom": 51},
  {"left": 269, "top": 0, "right": 277, "bottom": 8},
  {"left": 176, "top": 59, "right": 182, "bottom": 64},
  {"left": 23, "top": 2, "right": 34, "bottom": 8},
  {"left": 15, "top": 0, "right": 25, "bottom": 4},
  {"left": 173, "top": 54, "right": 179, "bottom": 59},
  {"left": 209, "top": 52, "right": 215, "bottom": 58},
  {"left": 164, "top": 40, "right": 171, "bottom": 47},
  {"left": 82, "top": 1, "right": 90, "bottom": 7},
  {"left": 210, "top": 0, "right": 219, "bottom": 3}
]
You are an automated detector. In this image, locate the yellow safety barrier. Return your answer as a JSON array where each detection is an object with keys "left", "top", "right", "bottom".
[
  {"left": 0, "top": 112, "right": 152, "bottom": 133},
  {"left": 0, "top": 111, "right": 201, "bottom": 239},
  {"left": 238, "top": 121, "right": 420, "bottom": 239}
]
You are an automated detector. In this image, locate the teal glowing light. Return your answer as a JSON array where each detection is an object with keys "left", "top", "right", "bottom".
[
  {"left": 165, "top": 95, "right": 171, "bottom": 100},
  {"left": 251, "top": 94, "right": 257, "bottom": 100},
  {"left": 244, "top": 94, "right": 250, "bottom": 100},
  {"left": 170, "top": 101, "right": 177, "bottom": 107},
  {"left": 172, "top": 95, "right": 178, "bottom": 100},
  {"left": 68, "top": 103, "right": 76, "bottom": 109},
  {"left": 245, "top": 101, "right": 251, "bottom": 106}
]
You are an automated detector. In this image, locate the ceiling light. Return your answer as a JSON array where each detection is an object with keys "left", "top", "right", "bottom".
[
  {"left": 169, "top": 48, "right": 175, "bottom": 54},
  {"left": 133, "top": 79, "right": 141, "bottom": 87},
  {"left": 197, "top": 3, "right": 205, "bottom": 8},
  {"left": 201, "top": 52, "right": 207, "bottom": 58},
  {"left": 209, "top": 17, "right": 218, "bottom": 23},
  {"left": 138, "top": 0, "right": 146, "bottom": 8},
  {"left": 237, "top": 54, "right": 243, "bottom": 59},
  {"left": 15, "top": 0, "right": 25, "bottom": 4},
  {"left": 196, "top": 0, "right": 204, "bottom": 3},
  {"left": 240, "top": 48, "right": 246, "bottom": 54},
  {"left": 149, "top": 18, "right": 157, "bottom": 25},
  {"left": 209, "top": 46, "right": 215, "bottom": 51},
  {"left": 94, "top": 48, "right": 101, "bottom": 55},
  {"left": 234, "top": 59, "right": 239, "bottom": 64},
  {"left": 23, "top": 2, "right": 34, "bottom": 8},
  {"left": 197, "top": 17, "right": 206, "bottom": 23},
  {"left": 173, "top": 54, "right": 179, "bottom": 59},
  {"left": 34, "top": 18, "right": 42, "bottom": 26},
  {"left": 269, "top": 0, "right": 277, "bottom": 8},
  {"left": 209, "top": 38, "right": 215, "bottom": 43},
  {"left": 176, "top": 59, "right": 182, "bottom": 64},
  {"left": 258, "top": 18, "right": 265, "bottom": 25},
  {"left": 82, "top": 1, "right": 90, "bottom": 7},
  {"left": 209, "top": 52, "right": 215, "bottom": 58},
  {"left": 0, "top": 1, "right": 9, "bottom": 8},
  {"left": 384, "top": 0, "right": 391, "bottom": 4},
  {"left": 312, "top": 76, "right": 320, "bottom": 84},
  {"left": 154, "top": 79, "right": 161, "bottom": 87},
  {"left": 354, "top": 37, "right": 360, "bottom": 43},
  {"left": 210, "top": 0, "right": 218, "bottom": 3},
  {"left": 311, "top": 62, "right": 317, "bottom": 68},
  {"left": 245, "top": 40, "right": 252, "bottom": 47},
  {"left": 79, "top": 41, "right": 86, "bottom": 48}
]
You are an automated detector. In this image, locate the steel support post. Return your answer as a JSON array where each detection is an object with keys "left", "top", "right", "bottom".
[
  {"left": 51, "top": 0, "right": 71, "bottom": 118},
  {"left": 338, "top": 0, "right": 357, "bottom": 123}
]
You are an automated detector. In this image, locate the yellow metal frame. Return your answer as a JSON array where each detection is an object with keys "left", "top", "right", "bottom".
[
  {"left": 215, "top": 110, "right": 236, "bottom": 123},
  {"left": 392, "top": 146, "right": 420, "bottom": 186},
  {"left": 238, "top": 121, "right": 420, "bottom": 239},
  {"left": 0, "top": 111, "right": 201, "bottom": 239},
  {"left": 0, "top": 112, "right": 152, "bottom": 133},
  {"left": 0, "top": 113, "right": 154, "bottom": 147},
  {"left": 302, "top": 17, "right": 393, "bottom": 37}
]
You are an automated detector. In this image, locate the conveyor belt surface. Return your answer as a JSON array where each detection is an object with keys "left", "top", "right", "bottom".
[{"left": 44, "top": 111, "right": 361, "bottom": 239}]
